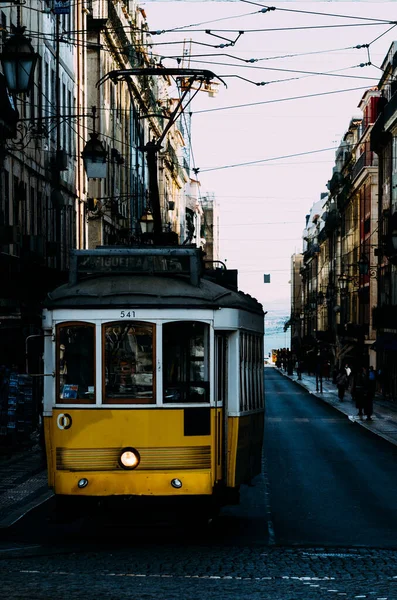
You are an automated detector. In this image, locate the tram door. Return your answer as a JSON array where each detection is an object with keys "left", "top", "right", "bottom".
[{"left": 215, "top": 334, "right": 228, "bottom": 482}]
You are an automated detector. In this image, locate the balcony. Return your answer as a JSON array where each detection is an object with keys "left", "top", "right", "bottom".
[
  {"left": 337, "top": 323, "right": 368, "bottom": 340},
  {"left": 336, "top": 180, "right": 352, "bottom": 212},
  {"left": 351, "top": 150, "right": 377, "bottom": 181},
  {"left": 384, "top": 90, "right": 397, "bottom": 127},
  {"left": 324, "top": 210, "right": 340, "bottom": 236},
  {"left": 327, "top": 171, "right": 344, "bottom": 195}
]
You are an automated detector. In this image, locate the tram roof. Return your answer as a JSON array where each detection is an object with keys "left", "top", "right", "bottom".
[{"left": 44, "top": 273, "right": 263, "bottom": 315}]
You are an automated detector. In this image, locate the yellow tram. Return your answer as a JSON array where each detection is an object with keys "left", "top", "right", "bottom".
[{"left": 42, "top": 247, "right": 265, "bottom": 514}]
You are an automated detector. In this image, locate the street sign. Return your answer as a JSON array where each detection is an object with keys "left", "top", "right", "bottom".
[{"left": 54, "top": 0, "right": 70, "bottom": 15}]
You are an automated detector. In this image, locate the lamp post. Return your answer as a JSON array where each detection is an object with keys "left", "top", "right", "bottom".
[
  {"left": 139, "top": 209, "right": 154, "bottom": 236},
  {"left": 357, "top": 254, "right": 378, "bottom": 279},
  {"left": 338, "top": 273, "right": 349, "bottom": 293},
  {"left": 82, "top": 106, "right": 107, "bottom": 179},
  {"left": 1, "top": 27, "right": 37, "bottom": 94},
  {"left": 358, "top": 254, "right": 369, "bottom": 276},
  {"left": 0, "top": 0, "right": 38, "bottom": 95}
]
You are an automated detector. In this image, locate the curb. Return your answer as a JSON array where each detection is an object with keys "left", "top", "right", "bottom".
[
  {"left": 273, "top": 367, "right": 397, "bottom": 448},
  {"left": 0, "top": 488, "right": 53, "bottom": 529}
]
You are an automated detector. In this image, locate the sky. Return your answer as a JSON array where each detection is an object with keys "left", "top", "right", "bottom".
[{"left": 142, "top": 1, "right": 397, "bottom": 312}]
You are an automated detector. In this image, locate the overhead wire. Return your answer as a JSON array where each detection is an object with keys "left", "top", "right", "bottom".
[
  {"left": 178, "top": 59, "right": 377, "bottom": 85},
  {"left": 238, "top": 2, "right": 397, "bottom": 25},
  {"left": 158, "top": 44, "right": 370, "bottom": 65},
  {"left": 8, "top": 1, "right": 396, "bottom": 211},
  {"left": 156, "top": 9, "right": 262, "bottom": 32},
  {"left": 193, "top": 85, "right": 380, "bottom": 115},
  {"left": 149, "top": 22, "right": 396, "bottom": 36}
]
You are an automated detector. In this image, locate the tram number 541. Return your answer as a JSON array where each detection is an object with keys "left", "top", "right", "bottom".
[{"left": 120, "top": 310, "right": 136, "bottom": 318}]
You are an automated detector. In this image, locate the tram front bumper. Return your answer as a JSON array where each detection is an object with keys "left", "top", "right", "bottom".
[{"left": 54, "top": 470, "right": 214, "bottom": 496}]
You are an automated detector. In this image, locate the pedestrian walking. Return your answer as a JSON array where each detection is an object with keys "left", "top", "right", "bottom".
[
  {"left": 345, "top": 363, "right": 352, "bottom": 390},
  {"left": 332, "top": 365, "right": 338, "bottom": 385},
  {"left": 315, "top": 351, "right": 323, "bottom": 393},
  {"left": 367, "top": 366, "right": 377, "bottom": 418},
  {"left": 352, "top": 366, "right": 369, "bottom": 418},
  {"left": 336, "top": 368, "right": 348, "bottom": 401},
  {"left": 296, "top": 359, "right": 303, "bottom": 381}
]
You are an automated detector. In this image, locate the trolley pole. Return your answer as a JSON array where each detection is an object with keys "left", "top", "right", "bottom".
[{"left": 97, "top": 68, "right": 226, "bottom": 243}]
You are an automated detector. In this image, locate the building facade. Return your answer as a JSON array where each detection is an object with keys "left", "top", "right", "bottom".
[
  {"left": 293, "top": 42, "right": 397, "bottom": 397},
  {"left": 0, "top": 0, "right": 218, "bottom": 444}
]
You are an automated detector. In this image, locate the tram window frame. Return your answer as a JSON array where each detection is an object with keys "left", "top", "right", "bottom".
[
  {"left": 56, "top": 322, "right": 96, "bottom": 404},
  {"left": 239, "top": 332, "right": 264, "bottom": 413},
  {"left": 215, "top": 334, "right": 228, "bottom": 406},
  {"left": 102, "top": 321, "right": 156, "bottom": 405},
  {"left": 163, "top": 321, "right": 210, "bottom": 405}
]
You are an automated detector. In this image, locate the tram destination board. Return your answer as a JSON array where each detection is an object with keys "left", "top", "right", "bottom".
[
  {"left": 69, "top": 248, "right": 205, "bottom": 285},
  {"left": 77, "top": 253, "right": 190, "bottom": 274}
]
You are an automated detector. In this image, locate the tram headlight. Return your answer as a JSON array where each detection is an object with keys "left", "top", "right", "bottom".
[
  {"left": 119, "top": 447, "right": 140, "bottom": 470},
  {"left": 171, "top": 478, "right": 182, "bottom": 489},
  {"left": 78, "top": 478, "right": 89, "bottom": 488}
]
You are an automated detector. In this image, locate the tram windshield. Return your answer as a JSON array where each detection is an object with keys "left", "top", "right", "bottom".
[
  {"left": 57, "top": 323, "right": 95, "bottom": 402},
  {"left": 163, "top": 321, "right": 209, "bottom": 403},
  {"left": 104, "top": 322, "right": 155, "bottom": 403}
]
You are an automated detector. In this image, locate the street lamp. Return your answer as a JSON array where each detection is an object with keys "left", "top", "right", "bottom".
[
  {"left": 0, "top": 26, "right": 38, "bottom": 94},
  {"left": 139, "top": 209, "right": 154, "bottom": 235},
  {"left": 357, "top": 254, "right": 378, "bottom": 278},
  {"left": 82, "top": 133, "right": 107, "bottom": 178},
  {"left": 358, "top": 254, "right": 370, "bottom": 276},
  {"left": 81, "top": 107, "right": 107, "bottom": 179},
  {"left": 338, "top": 273, "right": 349, "bottom": 292}
]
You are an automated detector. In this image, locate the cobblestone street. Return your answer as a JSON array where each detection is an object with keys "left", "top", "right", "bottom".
[
  {"left": 2, "top": 367, "right": 397, "bottom": 598},
  {"left": 1, "top": 543, "right": 397, "bottom": 599}
]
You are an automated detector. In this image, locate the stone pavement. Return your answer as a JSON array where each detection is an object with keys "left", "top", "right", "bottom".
[
  {"left": 0, "top": 442, "right": 51, "bottom": 529},
  {"left": 2, "top": 368, "right": 397, "bottom": 531},
  {"left": 275, "top": 365, "right": 397, "bottom": 447}
]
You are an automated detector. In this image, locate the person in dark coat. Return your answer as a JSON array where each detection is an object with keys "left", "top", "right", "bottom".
[
  {"left": 352, "top": 366, "right": 369, "bottom": 419},
  {"left": 336, "top": 368, "right": 348, "bottom": 402},
  {"left": 366, "top": 366, "right": 376, "bottom": 419}
]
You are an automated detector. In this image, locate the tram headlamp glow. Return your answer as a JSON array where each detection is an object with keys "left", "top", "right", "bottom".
[
  {"left": 119, "top": 447, "right": 140, "bottom": 470},
  {"left": 171, "top": 478, "right": 182, "bottom": 489},
  {"left": 78, "top": 478, "right": 89, "bottom": 488}
]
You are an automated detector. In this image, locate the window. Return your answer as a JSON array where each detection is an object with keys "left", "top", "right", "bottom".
[
  {"left": 57, "top": 323, "right": 95, "bottom": 403},
  {"left": 163, "top": 321, "right": 210, "bottom": 404},
  {"left": 103, "top": 322, "right": 155, "bottom": 404},
  {"left": 216, "top": 334, "right": 228, "bottom": 405},
  {"left": 239, "top": 333, "right": 264, "bottom": 412}
]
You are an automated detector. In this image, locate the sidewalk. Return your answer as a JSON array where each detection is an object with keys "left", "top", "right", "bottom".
[
  {"left": 275, "top": 365, "right": 397, "bottom": 447},
  {"left": 0, "top": 441, "right": 51, "bottom": 530}
]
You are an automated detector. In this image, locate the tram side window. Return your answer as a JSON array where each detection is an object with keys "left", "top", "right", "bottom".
[
  {"left": 239, "top": 333, "right": 264, "bottom": 412},
  {"left": 57, "top": 323, "right": 95, "bottom": 402},
  {"left": 163, "top": 321, "right": 209, "bottom": 404},
  {"left": 104, "top": 322, "right": 155, "bottom": 403}
]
